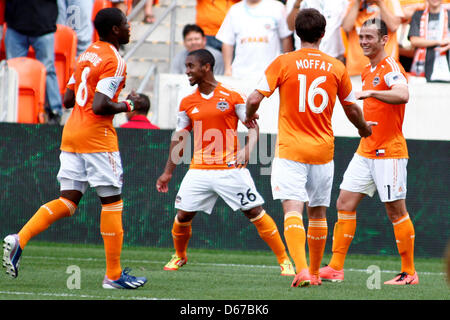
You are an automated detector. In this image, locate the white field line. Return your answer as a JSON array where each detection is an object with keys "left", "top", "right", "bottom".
[
  {"left": 0, "top": 290, "right": 171, "bottom": 300},
  {"left": 23, "top": 255, "right": 445, "bottom": 276}
]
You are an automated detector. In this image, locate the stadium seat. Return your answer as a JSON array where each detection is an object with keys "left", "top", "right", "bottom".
[
  {"left": 0, "top": 23, "right": 6, "bottom": 61},
  {"left": 92, "top": 0, "right": 113, "bottom": 43},
  {"left": 53, "top": 24, "right": 77, "bottom": 96},
  {"left": 7, "top": 57, "right": 46, "bottom": 124},
  {"left": 1, "top": 24, "right": 76, "bottom": 98}
]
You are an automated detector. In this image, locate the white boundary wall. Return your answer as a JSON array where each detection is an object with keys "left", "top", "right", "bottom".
[{"left": 155, "top": 73, "right": 450, "bottom": 141}]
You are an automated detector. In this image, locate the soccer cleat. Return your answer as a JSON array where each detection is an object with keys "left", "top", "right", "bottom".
[
  {"left": 311, "top": 274, "right": 322, "bottom": 286},
  {"left": 102, "top": 267, "right": 147, "bottom": 289},
  {"left": 280, "top": 259, "right": 295, "bottom": 276},
  {"left": 163, "top": 254, "right": 187, "bottom": 271},
  {"left": 291, "top": 268, "right": 311, "bottom": 287},
  {"left": 384, "top": 272, "right": 419, "bottom": 285},
  {"left": 319, "top": 265, "right": 344, "bottom": 282},
  {"left": 2, "top": 234, "right": 22, "bottom": 278}
]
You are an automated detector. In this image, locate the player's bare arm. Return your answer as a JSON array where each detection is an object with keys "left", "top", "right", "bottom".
[
  {"left": 343, "top": 103, "right": 377, "bottom": 138},
  {"left": 245, "top": 90, "right": 264, "bottom": 128},
  {"left": 156, "top": 130, "right": 189, "bottom": 193},
  {"left": 92, "top": 92, "right": 133, "bottom": 115},
  {"left": 356, "top": 84, "right": 409, "bottom": 104},
  {"left": 237, "top": 123, "right": 259, "bottom": 168},
  {"left": 63, "top": 88, "right": 75, "bottom": 109}
]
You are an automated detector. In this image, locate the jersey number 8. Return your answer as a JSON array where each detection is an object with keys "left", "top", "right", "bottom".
[{"left": 76, "top": 67, "right": 91, "bottom": 107}]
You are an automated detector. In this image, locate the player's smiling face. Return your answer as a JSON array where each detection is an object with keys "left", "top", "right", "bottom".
[
  {"left": 185, "top": 55, "right": 205, "bottom": 86},
  {"left": 358, "top": 24, "right": 387, "bottom": 58}
]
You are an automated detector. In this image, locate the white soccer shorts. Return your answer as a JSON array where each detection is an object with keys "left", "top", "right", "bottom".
[
  {"left": 175, "top": 168, "right": 265, "bottom": 214},
  {"left": 271, "top": 157, "right": 334, "bottom": 207},
  {"left": 339, "top": 153, "right": 408, "bottom": 202},
  {"left": 57, "top": 151, "right": 123, "bottom": 197}
]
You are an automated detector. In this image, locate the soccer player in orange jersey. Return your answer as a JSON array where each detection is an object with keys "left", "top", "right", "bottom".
[
  {"left": 245, "top": 9, "right": 375, "bottom": 287},
  {"left": 2, "top": 8, "right": 147, "bottom": 289},
  {"left": 156, "top": 49, "right": 295, "bottom": 276},
  {"left": 319, "top": 18, "right": 418, "bottom": 285}
]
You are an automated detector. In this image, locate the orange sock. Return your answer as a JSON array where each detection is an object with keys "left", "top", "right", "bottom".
[
  {"left": 329, "top": 211, "right": 356, "bottom": 271},
  {"left": 172, "top": 216, "right": 192, "bottom": 259},
  {"left": 307, "top": 218, "right": 328, "bottom": 276},
  {"left": 284, "top": 211, "right": 308, "bottom": 272},
  {"left": 101, "top": 200, "right": 124, "bottom": 281},
  {"left": 251, "top": 210, "right": 289, "bottom": 264},
  {"left": 392, "top": 213, "right": 415, "bottom": 275},
  {"left": 18, "top": 197, "right": 77, "bottom": 249}
]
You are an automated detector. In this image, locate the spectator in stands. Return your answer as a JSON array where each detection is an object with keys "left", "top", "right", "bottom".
[
  {"left": 216, "top": 0, "right": 293, "bottom": 79},
  {"left": 143, "top": 0, "right": 156, "bottom": 24},
  {"left": 286, "top": 0, "right": 349, "bottom": 62},
  {"left": 5, "top": 0, "right": 63, "bottom": 124},
  {"left": 342, "top": 0, "right": 404, "bottom": 76},
  {"left": 409, "top": 0, "right": 450, "bottom": 82},
  {"left": 120, "top": 92, "right": 160, "bottom": 129},
  {"left": 110, "top": 0, "right": 131, "bottom": 14},
  {"left": 397, "top": 0, "right": 426, "bottom": 72},
  {"left": 196, "top": 0, "right": 240, "bottom": 51},
  {"left": 171, "top": 24, "right": 224, "bottom": 75},
  {"left": 57, "top": 0, "right": 94, "bottom": 57}
]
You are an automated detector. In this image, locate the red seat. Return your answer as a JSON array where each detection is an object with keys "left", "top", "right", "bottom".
[
  {"left": 92, "top": 0, "right": 113, "bottom": 43},
  {"left": 54, "top": 24, "right": 77, "bottom": 96},
  {"left": 7, "top": 57, "right": 46, "bottom": 124}
]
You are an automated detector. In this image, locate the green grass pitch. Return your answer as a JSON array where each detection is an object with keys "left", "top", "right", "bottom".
[{"left": 1, "top": 242, "right": 448, "bottom": 302}]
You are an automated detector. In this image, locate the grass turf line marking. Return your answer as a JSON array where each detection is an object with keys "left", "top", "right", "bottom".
[
  {"left": 0, "top": 290, "right": 175, "bottom": 300},
  {"left": 24, "top": 255, "right": 445, "bottom": 276}
]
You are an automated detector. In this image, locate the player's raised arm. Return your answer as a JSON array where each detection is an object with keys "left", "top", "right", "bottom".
[
  {"left": 92, "top": 91, "right": 135, "bottom": 115},
  {"left": 356, "top": 84, "right": 409, "bottom": 105}
]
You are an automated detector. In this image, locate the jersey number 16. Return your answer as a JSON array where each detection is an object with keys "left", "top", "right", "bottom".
[{"left": 298, "top": 74, "right": 329, "bottom": 114}]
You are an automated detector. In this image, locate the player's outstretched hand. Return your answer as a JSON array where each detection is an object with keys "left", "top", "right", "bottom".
[
  {"left": 156, "top": 172, "right": 172, "bottom": 193},
  {"left": 359, "top": 121, "right": 378, "bottom": 138},
  {"left": 244, "top": 113, "right": 259, "bottom": 129}
]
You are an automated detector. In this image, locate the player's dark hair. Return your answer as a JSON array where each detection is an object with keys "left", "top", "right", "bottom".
[
  {"left": 182, "top": 24, "right": 205, "bottom": 39},
  {"left": 295, "top": 8, "right": 326, "bottom": 44},
  {"left": 362, "top": 18, "right": 388, "bottom": 38},
  {"left": 188, "top": 49, "right": 215, "bottom": 71},
  {"left": 94, "top": 7, "right": 125, "bottom": 39}
]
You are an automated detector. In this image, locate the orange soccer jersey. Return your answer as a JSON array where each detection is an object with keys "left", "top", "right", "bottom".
[
  {"left": 177, "top": 83, "right": 245, "bottom": 170},
  {"left": 61, "top": 41, "right": 127, "bottom": 153},
  {"left": 356, "top": 56, "right": 409, "bottom": 159},
  {"left": 257, "top": 48, "right": 356, "bottom": 165}
]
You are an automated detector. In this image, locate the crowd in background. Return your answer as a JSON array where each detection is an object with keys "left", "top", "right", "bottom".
[{"left": 0, "top": 0, "right": 449, "bottom": 125}]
